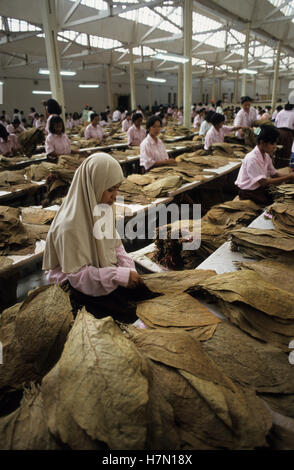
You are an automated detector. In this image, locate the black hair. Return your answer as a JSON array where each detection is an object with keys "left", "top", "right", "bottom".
[
  {"left": 211, "top": 113, "right": 225, "bottom": 126},
  {"left": 216, "top": 100, "right": 222, "bottom": 107},
  {"left": 30, "top": 107, "right": 36, "bottom": 112},
  {"left": 100, "top": 112, "right": 107, "bottom": 121},
  {"left": 241, "top": 96, "right": 252, "bottom": 104},
  {"left": 90, "top": 113, "right": 99, "bottom": 121},
  {"left": 205, "top": 110, "right": 215, "bottom": 123},
  {"left": 132, "top": 113, "right": 143, "bottom": 123},
  {"left": 72, "top": 112, "right": 80, "bottom": 120},
  {"left": 257, "top": 125, "right": 280, "bottom": 144},
  {"left": 12, "top": 118, "right": 21, "bottom": 126},
  {"left": 285, "top": 103, "right": 294, "bottom": 111},
  {"left": 276, "top": 105, "right": 283, "bottom": 112},
  {"left": 146, "top": 115, "right": 162, "bottom": 133},
  {"left": 265, "top": 105, "right": 271, "bottom": 111},
  {"left": 49, "top": 115, "right": 65, "bottom": 134},
  {"left": 0, "top": 123, "right": 9, "bottom": 140},
  {"left": 14, "top": 108, "right": 19, "bottom": 113},
  {"left": 46, "top": 98, "right": 62, "bottom": 115}
]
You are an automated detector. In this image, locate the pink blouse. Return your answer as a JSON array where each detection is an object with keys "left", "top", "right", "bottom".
[
  {"left": 45, "top": 132, "right": 71, "bottom": 155},
  {"left": 127, "top": 125, "right": 146, "bottom": 146},
  {"left": 84, "top": 123, "right": 104, "bottom": 140},
  {"left": 235, "top": 146, "right": 277, "bottom": 190},
  {"left": 47, "top": 244, "right": 136, "bottom": 297},
  {"left": 6, "top": 124, "right": 25, "bottom": 135},
  {"left": 234, "top": 107, "right": 258, "bottom": 139},
  {"left": 204, "top": 125, "right": 234, "bottom": 150},
  {"left": 0, "top": 134, "right": 19, "bottom": 155},
  {"left": 140, "top": 134, "right": 169, "bottom": 171},
  {"left": 122, "top": 119, "right": 132, "bottom": 132}
]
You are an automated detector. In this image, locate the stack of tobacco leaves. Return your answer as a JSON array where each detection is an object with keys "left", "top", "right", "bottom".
[
  {"left": 268, "top": 201, "right": 294, "bottom": 236},
  {"left": 175, "top": 152, "right": 239, "bottom": 167},
  {"left": 0, "top": 206, "right": 36, "bottom": 255},
  {"left": 269, "top": 184, "right": 294, "bottom": 202},
  {"left": 235, "top": 258, "right": 294, "bottom": 294},
  {"left": 0, "top": 170, "right": 30, "bottom": 191},
  {"left": 200, "top": 321, "right": 294, "bottom": 419},
  {"left": 186, "top": 269, "right": 294, "bottom": 352},
  {"left": 26, "top": 162, "right": 57, "bottom": 182},
  {"left": 152, "top": 199, "right": 261, "bottom": 270},
  {"left": 0, "top": 284, "right": 73, "bottom": 395},
  {"left": 0, "top": 310, "right": 272, "bottom": 449},
  {"left": 118, "top": 175, "right": 182, "bottom": 204},
  {"left": 17, "top": 128, "right": 44, "bottom": 156},
  {"left": 21, "top": 207, "right": 57, "bottom": 226},
  {"left": 162, "top": 125, "right": 191, "bottom": 139},
  {"left": 123, "top": 325, "right": 272, "bottom": 450},
  {"left": 230, "top": 227, "right": 294, "bottom": 259}
]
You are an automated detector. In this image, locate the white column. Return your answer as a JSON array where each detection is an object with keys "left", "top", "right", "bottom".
[
  {"left": 129, "top": 47, "right": 136, "bottom": 110},
  {"left": 40, "top": 0, "right": 65, "bottom": 121},
  {"left": 199, "top": 77, "right": 203, "bottom": 102},
  {"left": 241, "top": 23, "right": 251, "bottom": 97},
  {"left": 177, "top": 64, "right": 183, "bottom": 109},
  {"left": 271, "top": 40, "right": 281, "bottom": 111},
  {"left": 106, "top": 64, "right": 114, "bottom": 112},
  {"left": 234, "top": 70, "right": 239, "bottom": 103},
  {"left": 267, "top": 77, "right": 272, "bottom": 99},
  {"left": 218, "top": 78, "right": 222, "bottom": 101},
  {"left": 183, "top": 0, "right": 192, "bottom": 128},
  {"left": 211, "top": 65, "right": 216, "bottom": 102}
]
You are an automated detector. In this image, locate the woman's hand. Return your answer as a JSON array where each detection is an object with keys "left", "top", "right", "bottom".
[{"left": 127, "top": 271, "right": 145, "bottom": 289}]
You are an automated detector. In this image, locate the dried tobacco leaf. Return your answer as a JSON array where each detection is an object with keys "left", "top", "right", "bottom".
[
  {"left": 136, "top": 292, "right": 220, "bottom": 330},
  {"left": 125, "top": 327, "right": 272, "bottom": 450},
  {"left": 0, "top": 384, "right": 59, "bottom": 450},
  {"left": 201, "top": 321, "right": 294, "bottom": 417},
  {"left": 230, "top": 228, "right": 294, "bottom": 259},
  {"left": 141, "top": 269, "right": 216, "bottom": 294},
  {"left": 41, "top": 310, "right": 150, "bottom": 450},
  {"left": 21, "top": 207, "right": 56, "bottom": 226},
  {"left": 188, "top": 270, "right": 294, "bottom": 352},
  {"left": 268, "top": 202, "right": 294, "bottom": 236},
  {"left": 0, "top": 284, "right": 73, "bottom": 391},
  {"left": 143, "top": 175, "right": 182, "bottom": 198}
]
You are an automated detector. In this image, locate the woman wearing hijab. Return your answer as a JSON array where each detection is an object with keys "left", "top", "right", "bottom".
[{"left": 43, "top": 153, "right": 145, "bottom": 322}]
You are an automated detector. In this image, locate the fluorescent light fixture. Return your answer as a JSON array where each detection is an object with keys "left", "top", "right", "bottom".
[
  {"left": 38, "top": 69, "right": 76, "bottom": 76},
  {"left": 0, "top": 81, "right": 3, "bottom": 85},
  {"left": 32, "top": 90, "right": 52, "bottom": 95},
  {"left": 146, "top": 77, "right": 166, "bottom": 83},
  {"left": 153, "top": 52, "right": 189, "bottom": 64},
  {"left": 78, "top": 84, "right": 100, "bottom": 88},
  {"left": 239, "top": 68, "right": 258, "bottom": 75}
]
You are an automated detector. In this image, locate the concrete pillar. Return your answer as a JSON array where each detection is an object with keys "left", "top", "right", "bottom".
[
  {"left": 177, "top": 64, "right": 183, "bottom": 109},
  {"left": 106, "top": 64, "right": 114, "bottom": 112},
  {"left": 129, "top": 47, "right": 136, "bottom": 110},
  {"left": 183, "top": 0, "right": 192, "bottom": 128},
  {"left": 40, "top": 0, "right": 65, "bottom": 121},
  {"left": 271, "top": 40, "right": 281, "bottom": 111},
  {"left": 241, "top": 23, "right": 251, "bottom": 97},
  {"left": 211, "top": 66, "right": 216, "bottom": 102}
]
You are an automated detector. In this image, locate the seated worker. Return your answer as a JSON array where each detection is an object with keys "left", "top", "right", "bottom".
[
  {"left": 193, "top": 108, "right": 206, "bottom": 129},
  {"left": 127, "top": 113, "right": 146, "bottom": 146},
  {"left": 235, "top": 125, "right": 294, "bottom": 205},
  {"left": 121, "top": 112, "right": 132, "bottom": 132},
  {"left": 204, "top": 113, "right": 245, "bottom": 150},
  {"left": 43, "top": 153, "right": 145, "bottom": 322},
  {"left": 45, "top": 115, "right": 79, "bottom": 162},
  {"left": 84, "top": 113, "right": 104, "bottom": 142},
  {"left": 6, "top": 118, "right": 25, "bottom": 136},
  {"left": 199, "top": 110, "right": 215, "bottom": 136},
  {"left": 140, "top": 115, "right": 177, "bottom": 172},
  {"left": 0, "top": 124, "right": 19, "bottom": 156},
  {"left": 234, "top": 96, "right": 258, "bottom": 140}
]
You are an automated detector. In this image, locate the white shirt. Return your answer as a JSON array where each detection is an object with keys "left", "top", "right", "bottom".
[
  {"left": 199, "top": 121, "right": 212, "bottom": 136},
  {"left": 112, "top": 110, "right": 122, "bottom": 121},
  {"left": 140, "top": 134, "right": 169, "bottom": 171},
  {"left": 235, "top": 146, "right": 277, "bottom": 190},
  {"left": 234, "top": 107, "right": 258, "bottom": 139},
  {"left": 274, "top": 109, "right": 294, "bottom": 130}
]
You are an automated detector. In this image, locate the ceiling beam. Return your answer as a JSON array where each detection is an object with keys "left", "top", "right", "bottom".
[{"left": 62, "top": 0, "right": 82, "bottom": 26}]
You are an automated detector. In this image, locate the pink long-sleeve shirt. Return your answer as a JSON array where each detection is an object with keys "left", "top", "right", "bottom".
[
  {"left": 45, "top": 132, "right": 71, "bottom": 155},
  {"left": 122, "top": 119, "right": 132, "bottom": 132},
  {"left": 204, "top": 125, "right": 234, "bottom": 150},
  {"left": 127, "top": 125, "right": 146, "bottom": 146},
  {"left": 140, "top": 134, "right": 169, "bottom": 171},
  {"left": 84, "top": 123, "right": 104, "bottom": 140},
  {"left": 235, "top": 145, "right": 277, "bottom": 191},
  {"left": 47, "top": 244, "right": 136, "bottom": 297},
  {"left": 0, "top": 134, "right": 19, "bottom": 155}
]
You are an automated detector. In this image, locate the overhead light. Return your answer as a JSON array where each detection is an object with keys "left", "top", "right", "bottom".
[
  {"left": 0, "top": 81, "right": 3, "bottom": 85},
  {"left": 32, "top": 90, "right": 52, "bottom": 95},
  {"left": 38, "top": 69, "right": 76, "bottom": 76},
  {"left": 153, "top": 53, "right": 189, "bottom": 64},
  {"left": 289, "top": 80, "right": 294, "bottom": 89},
  {"left": 146, "top": 77, "right": 166, "bottom": 83},
  {"left": 239, "top": 68, "right": 258, "bottom": 75},
  {"left": 78, "top": 84, "right": 100, "bottom": 88}
]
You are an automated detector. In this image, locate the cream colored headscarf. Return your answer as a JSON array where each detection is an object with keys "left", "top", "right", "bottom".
[{"left": 42, "top": 152, "right": 124, "bottom": 273}]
